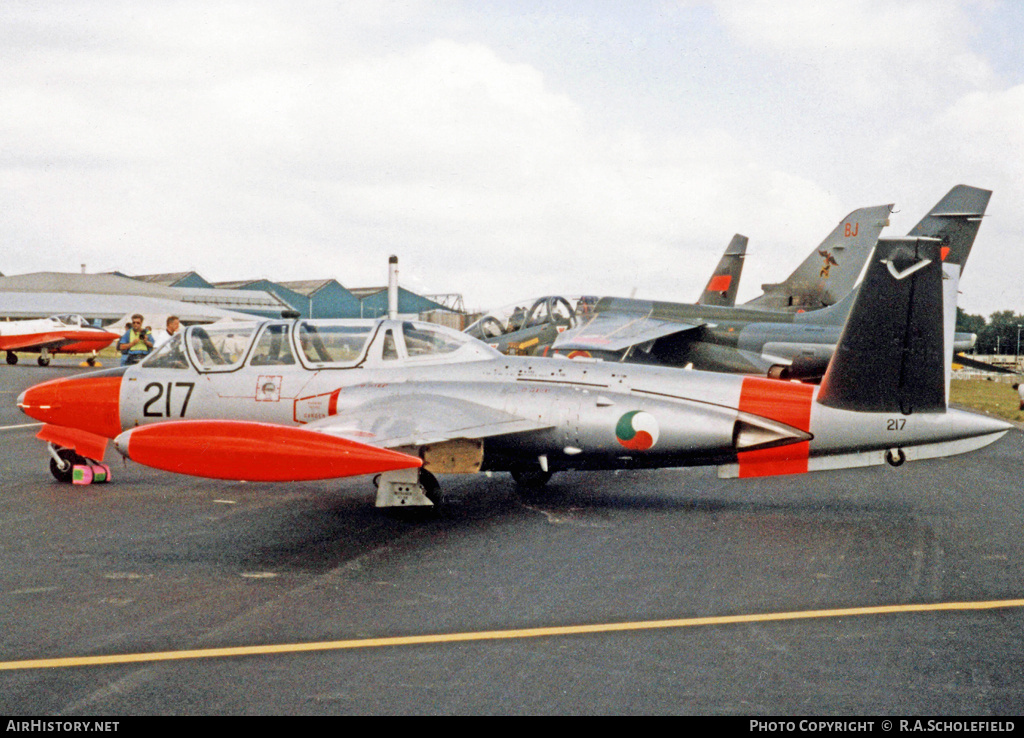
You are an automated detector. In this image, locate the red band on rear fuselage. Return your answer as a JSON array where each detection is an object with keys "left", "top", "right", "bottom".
[{"left": 737, "top": 377, "right": 814, "bottom": 478}]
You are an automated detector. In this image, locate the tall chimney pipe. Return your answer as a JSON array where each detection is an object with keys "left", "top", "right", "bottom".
[{"left": 387, "top": 255, "right": 398, "bottom": 320}]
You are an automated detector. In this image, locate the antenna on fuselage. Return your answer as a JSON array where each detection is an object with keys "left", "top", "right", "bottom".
[{"left": 388, "top": 255, "right": 399, "bottom": 320}]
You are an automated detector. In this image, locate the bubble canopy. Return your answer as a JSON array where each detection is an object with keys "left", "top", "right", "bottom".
[{"left": 142, "top": 318, "right": 497, "bottom": 372}]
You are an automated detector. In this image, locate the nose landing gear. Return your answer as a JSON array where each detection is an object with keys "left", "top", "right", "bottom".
[
  {"left": 47, "top": 444, "right": 110, "bottom": 485},
  {"left": 48, "top": 446, "right": 82, "bottom": 483}
]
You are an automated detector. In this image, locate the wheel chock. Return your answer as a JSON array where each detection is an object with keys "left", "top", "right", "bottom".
[{"left": 72, "top": 463, "right": 112, "bottom": 485}]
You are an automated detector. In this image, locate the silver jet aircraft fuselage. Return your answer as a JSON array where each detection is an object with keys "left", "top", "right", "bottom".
[
  {"left": 18, "top": 238, "right": 1012, "bottom": 511},
  {"left": 121, "top": 323, "right": 779, "bottom": 473}
]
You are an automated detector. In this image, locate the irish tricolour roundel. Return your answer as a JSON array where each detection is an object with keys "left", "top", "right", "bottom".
[{"left": 615, "top": 411, "right": 659, "bottom": 451}]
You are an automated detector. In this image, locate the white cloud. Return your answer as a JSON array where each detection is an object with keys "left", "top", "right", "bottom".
[
  {"left": 0, "top": 16, "right": 843, "bottom": 308},
  {"left": 0, "top": 1, "right": 1020, "bottom": 318},
  {"left": 876, "top": 83, "right": 1024, "bottom": 315},
  {"left": 713, "top": 0, "right": 995, "bottom": 107}
]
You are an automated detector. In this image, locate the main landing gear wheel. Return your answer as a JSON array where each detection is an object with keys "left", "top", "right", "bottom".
[
  {"left": 511, "top": 469, "right": 553, "bottom": 490},
  {"left": 419, "top": 469, "right": 441, "bottom": 506},
  {"left": 6, "top": 353, "right": 17, "bottom": 365},
  {"left": 885, "top": 448, "right": 906, "bottom": 467},
  {"left": 49, "top": 448, "right": 84, "bottom": 484},
  {"left": 38, "top": 356, "right": 51, "bottom": 367}
]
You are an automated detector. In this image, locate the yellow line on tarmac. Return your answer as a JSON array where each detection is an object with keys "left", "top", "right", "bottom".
[{"left": 3, "top": 598, "right": 1024, "bottom": 671}]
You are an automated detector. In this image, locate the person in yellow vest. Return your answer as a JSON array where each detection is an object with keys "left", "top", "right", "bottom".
[{"left": 118, "top": 314, "right": 154, "bottom": 365}]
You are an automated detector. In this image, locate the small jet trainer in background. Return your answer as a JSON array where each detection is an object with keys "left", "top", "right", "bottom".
[{"left": 0, "top": 314, "right": 119, "bottom": 367}]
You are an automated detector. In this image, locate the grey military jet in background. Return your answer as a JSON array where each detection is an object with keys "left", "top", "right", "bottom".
[
  {"left": 462, "top": 232, "right": 751, "bottom": 356},
  {"left": 467, "top": 201, "right": 894, "bottom": 357},
  {"left": 552, "top": 185, "right": 990, "bottom": 380},
  {"left": 745, "top": 203, "right": 893, "bottom": 311},
  {"left": 695, "top": 234, "right": 747, "bottom": 307}
]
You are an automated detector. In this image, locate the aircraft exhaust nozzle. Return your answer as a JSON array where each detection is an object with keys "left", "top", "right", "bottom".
[
  {"left": 114, "top": 420, "right": 422, "bottom": 482},
  {"left": 388, "top": 255, "right": 399, "bottom": 320}
]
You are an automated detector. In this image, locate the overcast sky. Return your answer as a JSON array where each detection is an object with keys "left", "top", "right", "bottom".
[{"left": 2, "top": 0, "right": 1022, "bottom": 316}]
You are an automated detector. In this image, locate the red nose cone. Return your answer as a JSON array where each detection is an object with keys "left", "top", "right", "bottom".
[{"left": 18, "top": 374, "right": 122, "bottom": 438}]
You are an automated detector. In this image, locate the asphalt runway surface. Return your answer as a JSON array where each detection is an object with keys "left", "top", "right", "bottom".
[{"left": 1, "top": 361, "right": 1023, "bottom": 716}]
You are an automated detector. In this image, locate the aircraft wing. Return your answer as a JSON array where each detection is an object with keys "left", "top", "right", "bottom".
[
  {"left": 553, "top": 310, "right": 705, "bottom": 353},
  {"left": 0, "top": 333, "right": 75, "bottom": 352},
  {"left": 305, "top": 394, "right": 554, "bottom": 448},
  {"left": 953, "top": 353, "right": 1021, "bottom": 375}
]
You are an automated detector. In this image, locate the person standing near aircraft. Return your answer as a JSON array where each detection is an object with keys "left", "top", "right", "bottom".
[
  {"left": 152, "top": 315, "right": 181, "bottom": 349},
  {"left": 118, "top": 314, "right": 154, "bottom": 365}
]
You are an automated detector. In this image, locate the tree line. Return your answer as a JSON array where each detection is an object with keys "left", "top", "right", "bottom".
[{"left": 957, "top": 308, "right": 1024, "bottom": 355}]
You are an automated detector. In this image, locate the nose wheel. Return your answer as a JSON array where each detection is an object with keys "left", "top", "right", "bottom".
[
  {"left": 47, "top": 445, "right": 110, "bottom": 485},
  {"left": 48, "top": 447, "right": 84, "bottom": 483}
]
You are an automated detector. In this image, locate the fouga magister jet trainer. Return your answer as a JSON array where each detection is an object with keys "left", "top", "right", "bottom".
[
  {"left": 1, "top": 314, "right": 119, "bottom": 366},
  {"left": 18, "top": 247, "right": 1010, "bottom": 508}
]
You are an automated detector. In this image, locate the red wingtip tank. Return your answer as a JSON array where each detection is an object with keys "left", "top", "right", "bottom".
[{"left": 113, "top": 420, "right": 422, "bottom": 482}]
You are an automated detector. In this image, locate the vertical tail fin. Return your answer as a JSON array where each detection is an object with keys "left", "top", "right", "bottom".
[
  {"left": 817, "top": 239, "right": 950, "bottom": 414},
  {"left": 906, "top": 184, "right": 991, "bottom": 270},
  {"left": 696, "top": 234, "right": 747, "bottom": 307},
  {"left": 796, "top": 184, "right": 991, "bottom": 328},
  {"left": 746, "top": 204, "right": 893, "bottom": 310},
  {"left": 719, "top": 250, "right": 1008, "bottom": 480}
]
